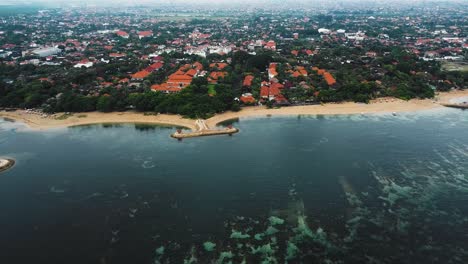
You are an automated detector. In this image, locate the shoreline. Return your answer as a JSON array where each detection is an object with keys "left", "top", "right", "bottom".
[{"left": 1, "top": 90, "right": 467, "bottom": 131}]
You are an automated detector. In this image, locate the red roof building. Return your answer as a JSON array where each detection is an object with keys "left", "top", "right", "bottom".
[
  {"left": 265, "top": 40, "right": 276, "bottom": 51},
  {"left": 210, "top": 62, "right": 228, "bottom": 70},
  {"left": 151, "top": 83, "right": 182, "bottom": 93},
  {"left": 150, "top": 62, "right": 203, "bottom": 92},
  {"left": 323, "top": 72, "right": 336, "bottom": 86},
  {"left": 268, "top": 63, "right": 278, "bottom": 79},
  {"left": 239, "top": 94, "right": 256, "bottom": 104},
  {"left": 208, "top": 72, "right": 227, "bottom": 83},
  {"left": 138, "top": 31, "right": 153, "bottom": 39},
  {"left": 116, "top": 31, "right": 129, "bottom": 38},
  {"left": 109, "top": 53, "right": 126, "bottom": 58},
  {"left": 260, "top": 86, "right": 280, "bottom": 99},
  {"left": 243, "top": 75, "right": 254, "bottom": 87},
  {"left": 131, "top": 70, "right": 151, "bottom": 80}
]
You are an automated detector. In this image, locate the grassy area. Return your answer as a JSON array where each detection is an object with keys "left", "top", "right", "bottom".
[
  {"left": 208, "top": 84, "right": 216, "bottom": 96},
  {"left": 441, "top": 62, "right": 468, "bottom": 72},
  {"left": 77, "top": 114, "right": 87, "bottom": 118},
  {"left": 55, "top": 113, "right": 73, "bottom": 120}
]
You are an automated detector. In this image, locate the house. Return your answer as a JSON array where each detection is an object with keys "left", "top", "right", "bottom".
[
  {"left": 151, "top": 55, "right": 164, "bottom": 62},
  {"left": 268, "top": 63, "right": 278, "bottom": 80},
  {"left": 74, "top": 59, "right": 93, "bottom": 68},
  {"left": 144, "top": 62, "right": 164, "bottom": 72},
  {"left": 138, "top": 31, "right": 153, "bottom": 39},
  {"left": 32, "top": 47, "right": 61, "bottom": 57},
  {"left": 109, "top": 53, "right": 126, "bottom": 58},
  {"left": 208, "top": 72, "right": 227, "bottom": 83},
  {"left": 323, "top": 72, "right": 336, "bottom": 86},
  {"left": 167, "top": 74, "right": 193, "bottom": 88},
  {"left": 260, "top": 82, "right": 284, "bottom": 101},
  {"left": 312, "top": 67, "right": 336, "bottom": 86},
  {"left": 116, "top": 31, "right": 129, "bottom": 39},
  {"left": 119, "top": 78, "right": 130, "bottom": 84},
  {"left": 210, "top": 62, "right": 228, "bottom": 70},
  {"left": 38, "top": 77, "right": 52, "bottom": 83},
  {"left": 366, "top": 51, "right": 377, "bottom": 57},
  {"left": 100, "top": 82, "right": 113, "bottom": 88},
  {"left": 185, "top": 68, "right": 198, "bottom": 77},
  {"left": 318, "top": 28, "right": 331, "bottom": 34},
  {"left": 131, "top": 70, "right": 151, "bottom": 81},
  {"left": 294, "top": 66, "right": 307, "bottom": 76},
  {"left": 151, "top": 83, "right": 182, "bottom": 93},
  {"left": 239, "top": 93, "right": 256, "bottom": 104},
  {"left": 149, "top": 62, "right": 164, "bottom": 71},
  {"left": 264, "top": 40, "right": 276, "bottom": 51},
  {"left": 243, "top": 75, "right": 254, "bottom": 87}
]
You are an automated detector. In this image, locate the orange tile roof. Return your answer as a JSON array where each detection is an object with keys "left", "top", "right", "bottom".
[
  {"left": 116, "top": 31, "right": 128, "bottom": 37},
  {"left": 151, "top": 62, "right": 203, "bottom": 90},
  {"left": 210, "top": 62, "right": 228, "bottom": 70},
  {"left": 138, "top": 31, "right": 153, "bottom": 37},
  {"left": 132, "top": 70, "right": 150, "bottom": 79},
  {"left": 260, "top": 85, "right": 281, "bottom": 97},
  {"left": 209, "top": 71, "right": 227, "bottom": 80},
  {"left": 240, "top": 95, "right": 256, "bottom": 104},
  {"left": 168, "top": 75, "right": 193, "bottom": 82},
  {"left": 268, "top": 63, "right": 278, "bottom": 77},
  {"left": 323, "top": 72, "right": 336, "bottom": 86},
  {"left": 270, "top": 82, "right": 284, "bottom": 90},
  {"left": 317, "top": 69, "right": 326, "bottom": 75},
  {"left": 265, "top": 40, "right": 276, "bottom": 49},
  {"left": 151, "top": 83, "right": 181, "bottom": 93},
  {"left": 243, "top": 75, "right": 254, "bottom": 87},
  {"left": 193, "top": 62, "right": 204, "bottom": 71},
  {"left": 109, "top": 53, "right": 126, "bottom": 58},
  {"left": 185, "top": 69, "right": 198, "bottom": 77}
]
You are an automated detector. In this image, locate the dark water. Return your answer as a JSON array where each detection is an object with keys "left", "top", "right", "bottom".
[{"left": 0, "top": 109, "right": 467, "bottom": 264}]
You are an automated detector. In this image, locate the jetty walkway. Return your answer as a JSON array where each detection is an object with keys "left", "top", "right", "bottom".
[
  {"left": 171, "top": 119, "right": 239, "bottom": 139},
  {"left": 0, "top": 158, "right": 14, "bottom": 172},
  {"left": 442, "top": 103, "right": 468, "bottom": 110}
]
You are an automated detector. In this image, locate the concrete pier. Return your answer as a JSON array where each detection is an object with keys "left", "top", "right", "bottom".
[
  {"left": 171, "top": 119, "right": 239, "bottom": 139},
  {"left": 442, "top": 103, "right": 468, "bottom": 110},
  {"left": 0, "top": 158, "right": 14, "bottom": 172}
]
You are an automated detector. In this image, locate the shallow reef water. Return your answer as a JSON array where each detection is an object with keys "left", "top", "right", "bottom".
[{"left": 0, "top": 110, "right": 468, "bottom": 264}]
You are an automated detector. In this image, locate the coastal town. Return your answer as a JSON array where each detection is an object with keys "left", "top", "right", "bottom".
[
  {"left": 0, "top": 2, "right": 467, "bottom": 127},
  {"left": 2, "top": 2, "right": 468, "bottom": 264}
]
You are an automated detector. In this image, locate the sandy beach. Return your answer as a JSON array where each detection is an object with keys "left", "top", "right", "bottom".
[
  {"left": 0, "top": 111, "right": 197, "bottom": 131},
  {"left": 1, "top": 89, "right": 467, "bottom": 131}
]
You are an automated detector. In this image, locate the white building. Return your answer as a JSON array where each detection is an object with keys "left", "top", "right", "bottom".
[
  {"left": 32, "top": 47, "right": 61, "bottom": 57},
  {"left": 74, "top": 60, "right": 94, "bottom": 68},
  {"left": 345, "top": 31, "right": 366, "bottom": 41},
  {"left": 318, "top": 28, "right": 331, "bottom": 34}
]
